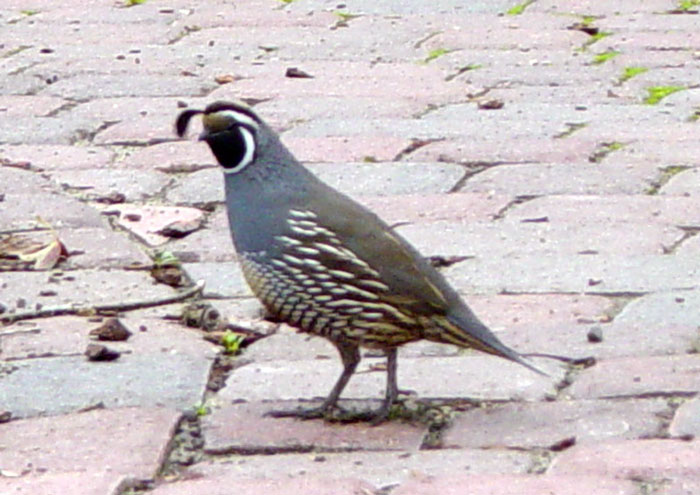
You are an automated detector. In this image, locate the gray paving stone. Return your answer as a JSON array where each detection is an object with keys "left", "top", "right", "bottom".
[
  {"left": 1, "top": 192, "right": 106, "bottom": 230},
  {"left": 613, "top": 291, "right": 700, "bottom": 328},
  {"left": 42, "top": 74, "right": 215, "bottom": 100},
  {"left": 49, "top": 168, "right": 171, "bottom": 202},
  {"left": 288, "top": 0, "right": 517, "bottom": 15},
  {"left": 182, "top": 261, "right": 251, "bottom": 298},
  {"left": 169, "top": 208, "right": 234, "bottom": 261},
  {"left": 254, "top": 96, "right": 426, "bottom": 127},
  {"left": 507, "top": 195, "right": 700, "bottom": 227},
  {"left": 282, "top": 135, "right": 411, "bottom": 163},
  {"left": 661, "top": 167, "right": 700, "bottom": 197},
  {"left": 0, "top": 318, "right": 215, "bottom": 418},
  {"left": 360, "top": 193, "right": 512, "bottom": 225},
  {"left": 0, "top": 166, "right": 54, "bottom": 194},
  {"left": 57, "top": 227, "right": 152, "bottom": 269},
  {"left": 307, "top": 162, "right": 466, "bottom": 197},
  {"left": 661, "top": 479, "right": 700, "bottom": 495},
  {"left": 444, "top": 253, "right": 699, "bottom": 294},
  {"left": 0, "top": 269, "right": 174, "bottom": 315},
  {"left": 670, "top": 399, "right": 700, "bottom": 438},
  {"left": 567, "top": 355, "right": 700, "bottom": 400},
  {"left": 461, "top": 162, "right": 657, "bottom": 196},
  {"left": 0, "top": 115, "right": 101, "bottom": 145},
  {"left": 166, "top": 167, "right": 224, "bottom": 205},
  {"left": 444, "top": 398, "right": 667, "bottom": 449}
]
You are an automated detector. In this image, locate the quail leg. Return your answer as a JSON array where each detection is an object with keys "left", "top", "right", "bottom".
[
  {"left": 370, "top": 347, "right": 399, "bottom": 425},
  {"left": 266, "top": 342, "right": 360, "bottom": 420}
]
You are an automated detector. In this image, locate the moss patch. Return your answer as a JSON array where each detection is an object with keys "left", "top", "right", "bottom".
[
  {"left": 506, "top": 0, "right": 535, "bottom": 15},
  {"left": 592, "top": 50, "right": 620, "bottom": 65},
  {"left": 618, "top": 66, "right": 648, "bottom": 84},
  {"left": 644, "top": 86, "right": 685, "bottom": 105},
  {"left": 588, "top": 141, "right": 625, "bottom": 163},
  {"left": 644, "top": 165, "right": 690, "bottom": 194}
]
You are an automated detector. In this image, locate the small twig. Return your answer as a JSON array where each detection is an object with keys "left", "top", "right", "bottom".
[{"left": 1, "top": 281, "right": 204, "bottom": 325}]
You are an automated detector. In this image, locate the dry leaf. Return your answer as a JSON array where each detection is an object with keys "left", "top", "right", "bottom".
[
  {"left": 0, "top": 230, "right": 68, "bottom": 271},
  {"left": 214, "top": 74, "right": 237, "bottom": 84}
]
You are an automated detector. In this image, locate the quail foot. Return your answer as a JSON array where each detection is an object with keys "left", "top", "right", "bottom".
[{"left": 176, "top": 100, "right": 545, "bottom": 423}]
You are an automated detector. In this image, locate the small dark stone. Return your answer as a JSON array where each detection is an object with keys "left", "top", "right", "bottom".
[
  {"left": 285, "top": 67, "right": 314, "bottom": 79},
  {"left": 39, "top": 47, "right": 54, "bottom": 54},
  {"left": 89, "top": 318, "right": 132, "bottom": 342},
  {"left": 124, "top": 213, "right": 142, "bottom": 222},
  {"left": 549, "top": 436, "right": 576, "bottom": 452},
  {"left": 16, "top": 298, "right": 26, "bottom": 309},
  {"left": 0, "top": 302, "right": 6, "bottom": 314},
  {"left": 478, "top": 99, "right": 504, "bottom": 110},
  {"left": 157, "top": 219, "right": 202, "bottom": 238},
  {"left": 0, "top": 411, "right": 12, "bottom": 423},
  {"left": 521, "top": 216, "right": 549, "bottom": 223},
  {"left": 39, "top": 290, "right": 57, "bottom": 297},
  {"left": 587, "top": 326, "right": 603, "bottom": 343},
  {"left": 85, "top": 343, "right": 121, "bottom": 361},
  {"left": 94, "top": 191, "right": 126, "bottom": 204}
]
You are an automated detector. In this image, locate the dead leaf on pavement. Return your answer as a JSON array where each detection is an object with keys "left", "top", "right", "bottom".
[{"left": 0, "top": 229, "right": 68, "bottom": 271}]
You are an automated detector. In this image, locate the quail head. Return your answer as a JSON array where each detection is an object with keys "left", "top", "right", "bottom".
[{"left": 176, "top": 100, "right": 544, "bottom": 422}]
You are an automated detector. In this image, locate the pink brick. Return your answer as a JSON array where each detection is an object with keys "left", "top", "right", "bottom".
[
  {"left": 393, "top": 474, "right": 637, "bottom": 495},
  {"left": 549, "top": 439, "right": 700, "bottom": 479},
  {"left": 0, "top": 407, "right": 179, "bottom": 478},
  {"left": 201, "top": 401, "right": 426, "bottom": 454},
  {"left": 0, "top": 96, "right": 67, "bottom": 117},
  {"left": 149, "top": 475, "right": 376, "bottom": 495},
  {"left": 1, "top": 472, "right": 123, "bottom": 495},
  {"left": 0, "top": 145, "right": 114, "bottom": 171},
  {"left": 119, "top": 141, "right": 214, "bottom": 171}
]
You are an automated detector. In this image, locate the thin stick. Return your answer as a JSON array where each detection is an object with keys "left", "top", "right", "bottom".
[{"left": 1, "top": 281, "right": 204, "bottom": 325}]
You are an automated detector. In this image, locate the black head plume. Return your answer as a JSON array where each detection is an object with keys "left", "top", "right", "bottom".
[{"left": 175, "top": 109, "right": 203, "bottom": 137}]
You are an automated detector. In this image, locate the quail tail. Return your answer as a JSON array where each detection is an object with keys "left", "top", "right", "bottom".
[{"left": 439, "top": 313, "right": 547, "bottom": 376}]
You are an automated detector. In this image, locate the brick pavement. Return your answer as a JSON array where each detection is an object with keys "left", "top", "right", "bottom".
[{"left": 1, "top": 0, "right": 698, "bottom": 494}]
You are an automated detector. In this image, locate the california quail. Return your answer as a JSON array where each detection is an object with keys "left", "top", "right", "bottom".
[{"left": 176, "top": 100, "right": 544, "bottom": 422}]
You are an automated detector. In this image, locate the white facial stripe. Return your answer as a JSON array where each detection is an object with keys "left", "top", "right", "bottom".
[
  {"left": 217, "top": 109, "right": 259, "bottom": 131},
  {"left": 223, "top": 127, "right": 256, "bottom": 174}
]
